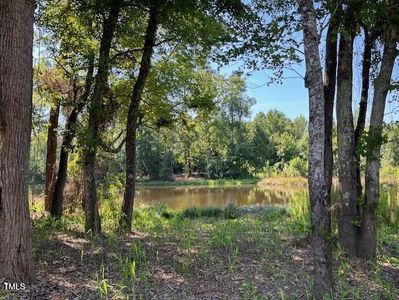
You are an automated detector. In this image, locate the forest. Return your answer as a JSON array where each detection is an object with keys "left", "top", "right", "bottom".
[{"left": 1, "top": 0, "right": 399, "bottom": 299}]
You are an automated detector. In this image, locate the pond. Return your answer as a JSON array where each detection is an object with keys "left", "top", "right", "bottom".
[{"left": 135, "top": 185, "right": 307, "bottom": 210}]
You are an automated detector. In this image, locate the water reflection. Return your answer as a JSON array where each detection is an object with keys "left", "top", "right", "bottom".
[{"left": 135, "top": 185, "right": 307, "bottom": 210}]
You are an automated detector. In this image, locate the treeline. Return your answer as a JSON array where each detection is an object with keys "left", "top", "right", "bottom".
[
  {"left": 32, "top": 99, "right": 399, "bottom": 186},
  {"left": 137, "top": 109, "right": 308, "bottom": 179},
  {"left": 31, "top": 102, "right": 308, "bottom": 184}
]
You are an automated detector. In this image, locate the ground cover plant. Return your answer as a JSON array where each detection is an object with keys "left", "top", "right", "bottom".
[{"left": 2, "top": 194, "right": 397, "bottom": 299}]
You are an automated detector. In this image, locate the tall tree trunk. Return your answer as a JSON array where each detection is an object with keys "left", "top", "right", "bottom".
[
  {"left": 45, "top": 102, "right": 60, "bottom": 211},
  {"left": 0, "top": 0, "right": 34, "bottom": 281},
  {"left": 323, "top": 14, "right": 338, "bottom": 211},
  {"left": 336, "top": 9, "right": 360, "bottom": 255},
  {"left": 51, "top": 58, "right": 94, "bottom": 219},
  {"left": 300, "top": 0, "right": 332, "bottom": 297},
  {"left": 121, "top": 6, "right": 158, "bottom": 231},
  {"left": 354, "top": 29, "right": 373, "bottom": 197},
  {"left": 83, "top": 1, "right": 121, "bottom": 234},
  {"left": 360, "top": 28, "right": 397, "bottom": 260}
]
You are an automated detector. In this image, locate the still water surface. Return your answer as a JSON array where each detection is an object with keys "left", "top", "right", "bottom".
[{"left": 135, "top": 185, "right": 307, "bottom": 210}]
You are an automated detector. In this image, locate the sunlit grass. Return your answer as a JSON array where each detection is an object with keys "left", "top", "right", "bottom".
[
  {"left": 137, "top": 178, "right": 260, "bottom": 187},
  {"left": 257, "top": 176, "right": 307, "bottom": 188}
]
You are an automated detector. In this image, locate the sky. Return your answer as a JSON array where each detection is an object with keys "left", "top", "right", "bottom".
[
  {"left": 219, "top": 55, "right": 399, "bottom": 122},
  {"left": 219, "top": 62, "right": 309, "bottom": 120},
  {"left": 243, "top": 70, "right": 308, "bottom": 119}
]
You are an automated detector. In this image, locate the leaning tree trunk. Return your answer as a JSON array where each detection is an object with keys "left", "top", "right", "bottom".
[
  {"left": 360, "top": 28, "right": 397, "bottom": 261},
  {"left": 354, "top": 29, "right": 373, "bottom": 197},
  {"left": 0, "top": 0, "right": 34, "bottom": 282},
  {"left": 300, "top": 0, "right": 333, "bottom": 297},
  {"left": 121, "top": 6, "right": 158, "bottom": 231},
  {"left": 51, "top": 57, "right": 94, "bottom": 219},
  {"left": 45, "top": 102, "right": 60, "bottom": 211},
  {"left": 83, "top": 1, "right": 121, "bottom": 234},
  {"left": 336, "top": 11, "right": 360, "bottom": 255},
  {"left": 323, "top": 13, "right": 338, "bottom": 210}
]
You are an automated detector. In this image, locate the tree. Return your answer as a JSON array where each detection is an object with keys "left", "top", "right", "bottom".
[
  {"left": 51, "top": 57, "right": 95, "bottom": 219},
  {"left": 45, "top": 102, "right": 60, "bottom": 211},
  {"left": 360, "top": 23, "right": 398, "bottom": 260},
  {"left": 218, "top": 75, "right": 255, "bottom": 178},
  {"left": 121, "top": 5, "right": 159, "bottom": 231},
  {"left": 332, "top": 0, "right": 399, "bottom": 260},
  {"left": 83, "top": 0, "right": 122, "bottom": 234},
  {"left": 354, "top": 28, "right": 374, "bottom": 197},
  {"left": 382, "top": 123, "right": 399, "bottom": 166},
  {"left": 248, "top": 118, "right": 275, "bottom": 173},
  {"left": 37, "top": 0, "right": 100, "bottom": 220},
  {"left": 120, "top": 0, "right": 249, "bottom": 230},
  {"left": 136, "top": 128, "right": 174, "bottom": 180},
  {"left": 335, "top": 2, "right": 360, "bottom": 255},
  {"left": 36, "top": 63, "right": 78, "bottom": 215},
  {"left": 323, "top": 3, "right": 338, "bottom": 223},
  {"left": 300, "top": 0, "right": 333, "bottom": 296},
  {"left": 0, "top": 0, "right": 34, "bottom": 281}
]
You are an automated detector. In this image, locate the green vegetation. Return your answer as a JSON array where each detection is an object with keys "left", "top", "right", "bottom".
[
  {"left": 137, "top": 178, "right": 260, "bottom": 187},
  {"left": 6, "top": 195, "right": 395, "bottom": 299},
  {"left": 30, "top": 106, "right": 309, "bottom": 185}
]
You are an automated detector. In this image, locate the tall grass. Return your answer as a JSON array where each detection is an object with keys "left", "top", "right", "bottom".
[
  {"left": 287, "top": 191, "right": 310, "bottom": 232},
  {"left": 286, "top": 186, "right": 399, "bottom": 230},
  {"left": 379, "top": 187, "right": 399, "bottom": 226}
]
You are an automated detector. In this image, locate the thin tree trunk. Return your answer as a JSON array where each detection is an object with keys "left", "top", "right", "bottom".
[
  {"left": 300, "top": 0, "right": 332, "bottom": 297},
  {"left": 323, "top": 14, "right": 338, "bottom": 210},
  {"left": 83, "top": 0, "right": 121, "bottom": 234},
  {"left": 354, "top": 29, "right": 373, "bottom": 197},
  {"left": 121, "top": 6, "right": 158, "bottom": 231},
  {"left": 51, "top": 108, "right": 78, "bottom": 218},
  {"left": 336, "top": 8, "right": 360, "bottom": 255},
  {"left": 51, "top": 57, "right": 94, "bottom": 219},
  {"left": 45, "top": 102, "right": 60, "bottom": 211},
  {"left": 360, "top": 28, "right": 397, "bottom": 261},
  {"left": 0, "top": 0, "right": 34, "bottom": 281}
]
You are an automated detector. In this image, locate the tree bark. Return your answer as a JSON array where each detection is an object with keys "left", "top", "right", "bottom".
[
  {"left": 323, "top": 14, "right": 338, "bottom": 210},
  {"left": 360, "top": 28, "right": 397, "bottom": 260},
  {"left": 354, "top": 29, "right": 373, "bottom": 197},
  {"left": 51, "top": 108, "right": 79, "bottom": 218},
  {"left": 0, "top": 0, "right": 34, "bottom": 281},
  {"left": 300, "top": 0, "right": 332, "bottom": 297},
  {"left": 336, "top": 7, "right": 360, "bottom": 255},
  {"left": 120, "top": 6, "right": 158, "bottom": 231},
  {"left": 83, "top": 0, "right": 121, "bottom": 234},
  {"left": 45, "top": 102, "right": 60, "bottom": 211},
  {"left": 51, "top": 57, "right": 94, "bottom": 219}
]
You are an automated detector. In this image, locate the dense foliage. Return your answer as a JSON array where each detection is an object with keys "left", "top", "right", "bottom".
[{"left": 30, "top": 78, "right": 309, "bottom": 185}]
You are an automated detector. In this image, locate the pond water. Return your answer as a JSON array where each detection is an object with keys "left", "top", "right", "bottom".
[{"left": 135, "top": 185, "right": 307, "bottom": 210}]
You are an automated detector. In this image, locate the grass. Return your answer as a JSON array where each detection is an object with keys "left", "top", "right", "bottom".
[
  {"left": 137, "top": 178, "right": 260, "bottom": 187},
  {"left": 257, "top": 176, "right": 308, "bottom": 188},
  {"left": 6, "top": 196, "right": 397, "bottom": 299}
]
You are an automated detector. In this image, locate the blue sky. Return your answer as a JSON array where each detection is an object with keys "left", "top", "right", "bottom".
[
  {"left": 219, "top": 63, "right": 309, "bottom": 120},
  {"left": 244, "top": 70, "right": 308, "bottom": 119},
  {"left": 219, "top": 56, "right": 399, "bottom": 122}
]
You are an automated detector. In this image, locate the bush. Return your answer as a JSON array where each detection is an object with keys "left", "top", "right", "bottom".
[
  {"left": 283, "top": 157, "right": 308, "bottom": 177},
  {"left": 180, "top": 207, "right": 223, "bottom": 218}
]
